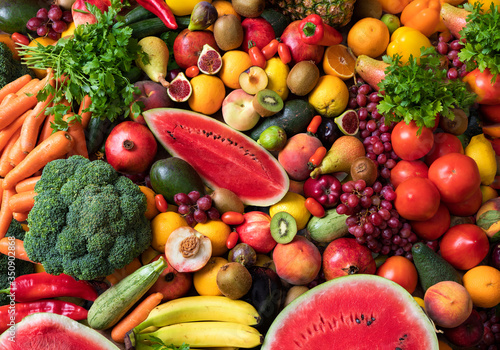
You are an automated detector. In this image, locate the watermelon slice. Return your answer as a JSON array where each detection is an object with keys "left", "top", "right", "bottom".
[
  {"left": 0, "top": 313, "right": 119, "bottom": 349},
  {"left": 143, "top": 108, "right": 289, "bottom": 206},
  {"left": 262, "top": 274, "right": 439, "bottom": 349}
]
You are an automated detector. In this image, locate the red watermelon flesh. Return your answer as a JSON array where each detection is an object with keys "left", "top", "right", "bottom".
[
  {"left": 0, "top": 313, "right": 120, "bottom": 350},
  {"left": 262, "top": 274, "right": 438, "bottom": 350},
  {"left": 143, "top": 108, "right": 289, "bottom": 206}
]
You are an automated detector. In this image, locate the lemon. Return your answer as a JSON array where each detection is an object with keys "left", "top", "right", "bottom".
[
  {"left": 480, "top": 185, "right": 498, "bottom": 203},
  {"left": 308, "top": 75, "right": 349, "bottom": 118},
  {"left": 269, "top": 192, "right": 311, "bottom": 231},
  {"left": 465, "top": 133, "right": 497, "bottom": 185},
  {"left": 151, "top": 212, "right": 188, "bottom": 252},
  {"left": 193, "top": 256, "right": 228, "bottom": 296},
  {"left": 413, "top": 296, "right": 425, "bottom": 310},
  {"left": 264, "top": 57, "right": 290, "bottom": 101},
  {"left": 165, "top": 0, "right": 212, "bottom": 16},
  {"left": 194, "top": 219, "right": 231, "bottom": 257}
]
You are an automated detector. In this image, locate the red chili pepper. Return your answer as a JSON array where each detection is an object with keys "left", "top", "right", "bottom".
[
  {"left": 155, "top": 194, "right": 168, "bottom": 213},
  {"left": 135, "top": 0, "right": 178, "bottom": 30},
  {"left": 308, "top": 146, "right": 327, "bottom": 169},
  {"left": 248, "top": 40, "right": 267, "bottom": 69},
  {"left": 0, "top": 300, "right": 88, "bottom": 333},
  {"left": 226, "top": 231, "right": 239, "bottom": 250},
  {"left": 277, "top": 43, "right": 292, "bottom": 65},
  {"left": 185, "top": 65, "right": 200, "bottom": 78},
  {"left": 298, "top": 14, "right": 343, "bottom": 46},
  {"left": 261, "top": 39, "right": 279, "bottom": 60},
  {"left": 305, "top": 197, "right": 326, "bottom": 218},
  {"left": 0, "top": 272, "right": 98, "bottom": 302},
  {"left": 11, "top": 33, "right": 29, "bottom": 46},
  {"left": 307, "top": 115, "right": 323, "bottom": 134},
  {"left": 221, "top": 211, "right": 245, "bottom": 226}
]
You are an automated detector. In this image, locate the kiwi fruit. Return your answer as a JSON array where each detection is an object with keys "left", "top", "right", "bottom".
[
  {"left": 210, "top": 187, "right": 245, "bottom": 214},
  {"left": 216, "top": 262, "right": 253, "bottom": 300},
  {"left": 350, "top": 156, "right": 378, "bottom": 186},
  {"left": 231, "top": 0, "right": 265, "bottom": 18},
  {"left": 284, "top": 286, "right": 309, "bottom": 307},
  {"left": 439, "top": 108, "right": 469, "bottom": 135},
  {"left": 213, "top": 14, "right": 244, "bottom": 52},
  {"left": 270, "top": 212, "right": 297, "bottom": 244},
  {"left": 286, "top": 61, "right": 320, "bottom": 96},
  {"left": 252, "top": 89, "right": 284, "bottom": 117}
]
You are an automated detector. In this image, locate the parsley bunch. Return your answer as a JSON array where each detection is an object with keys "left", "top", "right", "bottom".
[
  {"left": 458, "top": 2, "right": 500, "bottom": 82},
  {"left": 377, "top": 46, "right": 476, "bottom": 132},
  {"left": 19, "top": 0, "right": 147, "bottom": 131},
  {"left": 147, "top": 337, "right": 190, "bottom": 350}
]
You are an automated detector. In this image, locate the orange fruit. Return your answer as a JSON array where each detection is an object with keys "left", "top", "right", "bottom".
[
  {"left": 151, "top": 212, "right": 188, "bottom": 252},
  {"left": 218, "top": 50, "right": 252, "bottom": 89},
  {"left": 188, "top": 74, "right": 226, "bottom": 115},
  {"left": 463, "top": 265, "right": 500, "bottom": 308},
  {"left": 207, "top": 1, "right": 241, "bottom": 31},
  {"left": 193, "top": 256, "right": 228, "bottom": 296},
  {"left": 307, "top": 75, "right": 349, "bottom": 118},
  {"left": 347, "top": 17, "right": 390, "bottom": 58},
  {"left": 193, "top": 219, "right": 231, "bottom": 257},
  {"left": 138, "top": 186, "right": 160, "bottom": 220},
  {"left": 438, "top": 340, "right": 453, "bottom": 350},
  {"left": 322, "top": 44, "right": 357, "bottom": 80}
]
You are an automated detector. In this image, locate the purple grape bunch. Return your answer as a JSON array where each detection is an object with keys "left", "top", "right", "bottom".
[
  {"left": 26, "top": 4, "right": 73, "bottom": 40},
  {"left": 174, "top": 191, "right": 220, "bottom": 225}
]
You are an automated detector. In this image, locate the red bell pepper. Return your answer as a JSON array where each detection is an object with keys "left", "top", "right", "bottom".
[
  {"left": 0, "top": 272, "right": 98, "bottom": 302},
  {"left": 298, "top": 14, "right": 343, "bottom": 46},
  {"left": 135, "top": 0, "right": 177, "bottom": 30}
]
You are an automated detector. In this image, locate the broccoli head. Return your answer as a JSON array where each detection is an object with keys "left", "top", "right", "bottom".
[
  {"left": 0, "top": 42, "right": 35, "bottom": 89},
  {"left": 24, "top": 155, "right": 152, "bottom": 281}
]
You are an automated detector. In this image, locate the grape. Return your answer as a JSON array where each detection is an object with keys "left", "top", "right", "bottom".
[
  {"left": 188, "top": 191, "right": 201, "bottom": 203},
  {"left": 62, "top": 11, "right": 73, "bottom": 23},
  {"left": 36, "top": 8, "right": 49, "bottom": 20},
  {"left": 358, "top": 84, "right": 372, "bottom": 95},
  {"left": 449, "top": 40, "right": 463, "bottom": 51},
  {"left": 52, "top": 20, "right": 67, "bottom": 34},
  {"left": 348, "top": 97, "right": 358, "bottom": 109},
  {"left": 177, "top": 204, "right": 191, "bottom": 215},
  {"left": 48, "top": 6, "right": 63, "bottom": 21},
  {"left": 436, "top": 41, "right": 448, "bottom": 55},
  {"left": 207, "top": 207, "right": 220, "bottom": 220},
  {"left": 447, "top": 67, "right": 458, "bottom": 80},
  {"left": 353, "top": 180, "right": 366, "bottom": 191},
  {"left": 336, "top": 203, "right": 349, "bottom": 215},
  {"left": 342, "top": 182, "right": 354, "bottom": 193},
  {"left": 356, "top": 94, "right": 367, "bottom": 107},
  {"left": 447, "top": 49, "right": 458, "bottom": 61},
  {"left": 196, "top": 195, "right": 212, "bottom": 211},
  {"left": 47, "top": 28, "right": 59, "bottom": 40},
  {"left": 193, "top": 209, "right": 207, "bottom": 223},
  {"left": 174, "top": 193, "right": 191, "bottom": 206},
  {"left": 366, "top": 102, "right": 378, "bottom": 113},
  {"left": 347, "top": 194, "right": 360, "bottom": 208},
  {"left": 358, "top": 108, "right": 368, "bottom": 121},
  {"left": 27, "top": 17, "right": 43, "bottom": 31},
  {"left": 37, "top": 25, "right": 48, "bottom": 37},
  {"left": 368, "top": 92, "right": 382, "bottom": 103},
  {"left": 366, "top": 120, "right": 377, "bottom": 132},
  {"left": 184, "top": 213, "right": 195, "bottom": 226}
]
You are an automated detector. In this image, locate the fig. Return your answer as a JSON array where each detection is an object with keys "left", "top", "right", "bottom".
[
  {"left": 188, "top": 1, "right": 218, "bottom": 31},
  {"left": 197, "top": 44, "right": 223, "bottom": 75},
  {"left": 164, "top": 226, "right": 212, "bottom": 273},
  {"left": 166, "top": 72, "right": 192, "bottom": 102},
  {"left": 228, "top": 243, "right": 257, "bottom": 267},
  {"left": 334, "top": 109, "right": 359, "bottom": 135}
]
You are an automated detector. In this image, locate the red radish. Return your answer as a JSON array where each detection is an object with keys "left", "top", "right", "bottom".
[{"left": 105, "top": 121, "right": 158, "bottom": 175}]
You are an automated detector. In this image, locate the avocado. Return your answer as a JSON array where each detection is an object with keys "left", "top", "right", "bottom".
[{"left": 0, "top": 0, "right": 51, "bottom": 34}]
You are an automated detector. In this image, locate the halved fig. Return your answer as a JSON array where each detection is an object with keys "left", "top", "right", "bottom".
[
  {"left": 165, "top": 226, "right": 212, "bottom": 272},
  {"left": 334, "top": 109, "right": 359, "bottom": 136},
  {"left": 197, "top": 44, "right": 222, "bottom": 75},
  {"left": 167, "top": 72, "right": 192, "bottom": 102}
]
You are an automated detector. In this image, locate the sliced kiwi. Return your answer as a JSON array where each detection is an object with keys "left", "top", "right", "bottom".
[
  {"left": 216, "top": 262, "right": 253, "bottom": 300},
  {"left": 252, "top": 89, "right": 284, "bottom": 117},
  {"left": 270, "top": 212, "right": 297, "bottom": 244}
]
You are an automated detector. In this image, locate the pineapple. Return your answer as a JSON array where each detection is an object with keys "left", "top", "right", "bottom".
[{"left": 266, "top": 0, "right": 357, "bottom": 27}]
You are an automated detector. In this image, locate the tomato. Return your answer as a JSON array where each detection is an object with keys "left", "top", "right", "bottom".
[
  {"left": 221, "top": 211, "right": 245, "bottom": 226},
  {"left": 377, "top": 256, "right": 418, "bottom": 294},
  {"left": 390, "top": 160, "right": 429, "bottom": 188},
  {"left": 409, "top": 202, "right": 450, "bottom": 241},
  {"left": 463, "top": 68, "right": 500, "bottom": 105},
  {"left": 304, "top": 197, "right": 326, "bottom": 218},
  {"left": 394, "top": 177, "right": 440, "bottom": 221},
  {"left": 428, "top": 153, "right": 481, "bottom": 203},
  {"left": 439, "top": 223, "right": 490, "bottom": 270},
  {"left": 391, "top": 120, "right": 434, "bottom": 161},
  {"left": 424, "top": 132, "right": 463, "bottom": 166},
  {"left": 225, "top": 231, "right": 239, "bottom": 250},
  {"left": 154, "top": 194, "right": 168, "bottom": 213},
  {"left": 444, "top": 186, "right": 483, "bottom": 217},
  {"left": 479, "top": 103, "right": 500, "bottom": 124}
]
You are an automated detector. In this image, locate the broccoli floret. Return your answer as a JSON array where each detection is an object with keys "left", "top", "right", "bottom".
[
  {"left": 25, "top": 156, "right": 151, "bottom": 281},
  {"left": 0, "top": 219, "right": 35, "bottom": 306},
  {"left": 0, "top": 43, "right": 35, "bottom": 89}
]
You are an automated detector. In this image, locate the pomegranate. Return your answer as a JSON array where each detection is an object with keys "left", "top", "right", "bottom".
[
  {"left": 280, "top": 20, "right": 325, "bottom": 66},
  {"left": 104, "top": 121, "right": 158, "bottom": 175},
  {"left": 173, "top": 29, "right": 219, "bottom": 69}
]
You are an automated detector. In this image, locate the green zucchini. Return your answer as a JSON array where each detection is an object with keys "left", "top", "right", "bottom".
[
  {"left": 87, "top": 257, "right": 168, "bottom": 330},
  {"left": 306, "top": 209, "right": 349, "bottom": 244},
  {"left": 123, "top": 5, "right": 156, "bottom": 25}
]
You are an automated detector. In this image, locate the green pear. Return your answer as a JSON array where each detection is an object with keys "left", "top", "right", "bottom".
[{"left": 136, "top": 36, "right": 170, "bottom": 87}]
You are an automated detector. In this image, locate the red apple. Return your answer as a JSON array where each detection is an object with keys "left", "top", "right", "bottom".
[
  {"left": 240, "top": 17, "right": 275, "bottom": 53},
  {"left": 71, "top": 0, "right": 110, "bottom": 27},
  {"left": 280, "top": 20, "right": 325, "bottom": 66},
  {"left": 442, "top": 309, "right": 484, "bottom": 348},
  {"left": 173, "top": 29, "right": 219, "bottom": 69},
  {"left": 236, "top": 211, "right": 276, "bottom": 253},
  {"left": 463, "top": 68, "right": 500, "bottom": 105},
  {"left": 147, "top": 255, "right": 193, "bottom": 301},
  {"left": 322, "top": 237, "right": 376, "bottom": 280},
  {"left": 130, "top": 81, "right": 173, "bottom": 125}
]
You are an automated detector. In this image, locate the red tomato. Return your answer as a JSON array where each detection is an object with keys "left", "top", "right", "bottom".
[
  {"left": 479, "top": 103, "right": 500, "bottom": 124},
  {"left": 428, "top": 153, "right": 481, "bottom": 203},
  {"left": 463, "top": 68, "right": 500, "bottom": 105},
  {"left": 424, "top": 132, "right": 464, "bottom": 166},
  {"left": 154, "top": 194, "right": 168, "bottom": 213},
  {"left": 391, "top": 120, "right": 434, "bottom": 161},
  {"left": 439, "top": 224, "right": 490, "bottom": 270},
  {"left": 376, "top": 256, "right": 418, "bottom": 294},
  {"left": 444, "top": 186, "right": 483, "bottom": 217},
  {"left": 409, "top": 202, "right": 450, "bottom": 241},
  {"left": 390, "top": 160, "right": 429, "bottom": 189},
  {"left": 221, "top": 211, "right": 245, "bottom": 226},
  {"left": 394, "top": 177, "right": 441, "bottom": 221},
  {"left": 225, "top": 231, "right": 239, "bottom": 249}
]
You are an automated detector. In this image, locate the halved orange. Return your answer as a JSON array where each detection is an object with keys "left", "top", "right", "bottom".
[{"left": 322, "top": 44, "right": 357, "bottom": 80}]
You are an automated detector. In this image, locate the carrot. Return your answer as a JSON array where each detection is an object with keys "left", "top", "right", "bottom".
[
  {"left": 110, "top": 292, "right": 164, "bottom": 343},
  {"left": 0, "top": 188, "right": 15, "bottom": 239},
  {"left": 12, "top": 211, "right": 29, "bottom": 222},
  {"left": 2, "top": 131, "right": 73, "bottom": 190},
  {"left": 8, "top": 190, "right": 36, "bottom": 213},
  {"left": 7, "top": 136, "right": 27, "bottom": 168},
  {"left": 0, "top": 128, "right": 21, "bottom": 177},
  {"left": 15, "top": 78, "right": 39, "bottom": 97},
  {"left": 78, "top": 95, "right": 92, "bottom": 129},
  {"left": 0, "top": 109, "right": 31, "bottom": 154},
  {"left": 0, "top": 237, "right": 34, "bottom": 262},
  {"left": 20, "top": 94, "right": 54, "bottom": 154},
  {"left": 0, "top": 74, "right": 32, "bottom": 104},
  {"left": 38, "top": 99, "right": 72, "bottom": 144},
  {"left": 64, "top": 113, "right": 88, "bottom": 158},
  {"left": 14, "top": 175, "right": 41, "bottom": 193},
  {"left": 0, "top": 93, "right": 16, "bottom": 109}
]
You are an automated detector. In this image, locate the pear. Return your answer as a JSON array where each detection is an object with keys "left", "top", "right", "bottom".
[
  {"left": 440, "top": 3, "right": 470, "bottom": 39},
  {"left": 136, "top": 36, "right": 170, "bottom": 87},
  {"left": 354, "top": 55, "right": 389, "bottom": 92}
]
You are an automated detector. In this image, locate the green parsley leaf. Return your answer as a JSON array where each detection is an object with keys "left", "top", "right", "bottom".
[{"left": 146, "top": 335, "right": 190, "bottom": 350}]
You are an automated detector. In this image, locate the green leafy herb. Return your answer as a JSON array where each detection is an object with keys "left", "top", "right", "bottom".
[
  {"left": 147, "top": 336, "right": 190, "bottom": 350},
  {"left": 160, "top": 31, "right": 180, "bottom": 71},
  {"left": 18, "top": 0, "right": 148, "bottom": 132},
  {"left": 377, "top": 46, "right": 476, "bottom": 132},
  {"left": 458, "top": 2, "right": 500, "bottom": 82}
]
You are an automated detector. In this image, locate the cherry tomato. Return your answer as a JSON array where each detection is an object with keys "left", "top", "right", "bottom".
[
  {"left": 444, "top": 185, "right": 483, "bottom": 217},
  {"left": 391, "top": 120, "right": 434, "bottom": 161},
  {"left": 185, "top": 65, "right": 199, "bottom": 78},
  {"left": 11, "top": 32, "right": 29, "bottom": 46},
  {"left": 305, "top": 197, "right": 325, "bottom": 218},
  {"left": 377, "top": 256, "right": 418, "bottom": 294},
  {"left": 308, "top": 146, "right": 327, "bottom": 168},
  {"left": 307, "top": 115, "right": 322, "bottom": 134},
  {"left": 409, "top": 202, "right": 450, "bottom": 241},
  {"left": 277, "top": 42, "right": 292, "bottom": 65},
  {"left": 261, "top": 39, "right": 279, "bottom": 60},
  {"left": 439, "top": 223, "right": 490, "bottom": 270},
  {"left": 390, "top": 160, "right": 429, "bottom": 189},
  {"left": 221, "top": 211, "right": 245, "bottom": 226},
  {"left": 394, "top": 177, "right": 440, "bottom": 221},
  {"left": 154, "top": 194, "right": 168, "bottom": 213},
  {"left": 428, "top": 153, "right": 481, "bottom": 203},
  {"left": 248, "top": 41, "right": 266, "bottom": 69},
  {"left": 424, "top": 132, "right": 463, "bottom": 166},
  {"left": 226, "top": 231, "right": 239, "bottom": 250}
]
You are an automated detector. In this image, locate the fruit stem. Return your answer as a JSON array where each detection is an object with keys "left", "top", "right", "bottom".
[
  {"left": 158, "top": 75, "right": 170, "bottom": 88},
  {"left": 123, "top": 140, "right": 135, "bottom": 150}
]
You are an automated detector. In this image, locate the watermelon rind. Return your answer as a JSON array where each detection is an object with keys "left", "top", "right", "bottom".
[
  {"left": 143, "top": 108, "right": 289, "bottom": 206},
  {"left": 0, "top": 313, "right": 120, "bottom": 350},
  {"left": 262, "top": 274, "right": 439, "bottom": 350}
]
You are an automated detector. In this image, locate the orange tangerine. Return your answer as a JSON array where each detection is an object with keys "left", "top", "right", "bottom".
[
  {"left": 207, "top": 1, "right": 241, "bottom": 31},
  {"left": 347, "top": 17, "right": 390, "bottom": 58},
  {"left": 218, "top": 50, "right": 252, "bottom": 89},
  {"left": 322, "top": 44, "right": 357, "bottom": 80},
  {"left": 462, "top": 265, "right": 500, "bottom": 308},
  {"left": 193, "top": 219, "right": 231, "bottom": 257},
  {"left": 27, "top": 37, "right": 57, "bottom": 78},
  {"left": 188, "top": 74, "right": 226, "bottom": 115},
  {"left": 151, "top": 212, "right": 188, "bottom": 252},
  {"left": 138, "top": 186, "right": 159, "bottom": 220}
]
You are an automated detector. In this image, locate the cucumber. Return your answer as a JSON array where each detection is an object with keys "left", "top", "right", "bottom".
[
  {"left": 123, "top": 5, "right": 155, "bottom": 25},
  {"left": 306, "top": 209, "right": 349, "bottom": 244},
  {"left": 87, "top": 257, "right": 168, "bottom": 330},
  {"left": 411, "top": 242, "right": 462, "bottom": 293},
  {"left": 129, "top": 15, "right": 191, "bottom": 39}
]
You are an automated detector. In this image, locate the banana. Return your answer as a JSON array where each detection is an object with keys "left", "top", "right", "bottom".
[
  {"left": 134, "top": 321, "right": 263, "bottom": 349},
  {"left": 134, "top": 295, "right": 261, "bottom": 333}
]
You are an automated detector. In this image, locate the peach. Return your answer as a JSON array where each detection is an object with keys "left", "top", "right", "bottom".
[
  {"left": 221, "top": 89, "right": 261, "bottom": 131},
  {"left": 476, "top": 197, "right": 500, "bottom": 240},
  {"left": 278, "top": 133, "right": 323, "bottom": 181},
  {"left": 71, "top": 0, "right": 111, "bottom": 27},
  {"left": 424, "top": 281, "right": 473, "bottom": 328},
  {"left": 272, "top": 236, "right": 322, "bottom": 286},
  {"left": 130, "top": 81, "right": 173, "bottom": 125}
]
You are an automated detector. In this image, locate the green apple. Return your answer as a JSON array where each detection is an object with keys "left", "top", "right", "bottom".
[{"left": 380, "top": 14, "right": 400, "bottom": 34}]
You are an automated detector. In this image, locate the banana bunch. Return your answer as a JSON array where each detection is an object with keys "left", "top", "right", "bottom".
[{"left": 131, "top": 296, "right": 263, "bottom": 349}]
